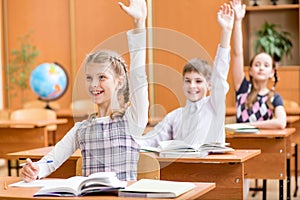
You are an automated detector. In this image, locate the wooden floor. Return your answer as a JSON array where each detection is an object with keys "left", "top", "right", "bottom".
[{"left": 0, "top": 159, "right": 299, "bottom": 199}]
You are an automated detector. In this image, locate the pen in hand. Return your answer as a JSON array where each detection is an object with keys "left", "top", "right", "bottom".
[{"left": 20, "top": 160, "right": 53, "bottom": 167}]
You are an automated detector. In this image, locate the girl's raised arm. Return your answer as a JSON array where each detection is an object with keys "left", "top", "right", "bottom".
[{"left": 230, "top": 0, "right": 246, "bottom": 91}]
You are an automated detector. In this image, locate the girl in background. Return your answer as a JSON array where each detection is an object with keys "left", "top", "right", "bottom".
[{"left": 230, "top": 0, "right": 286, "bottom": 129}]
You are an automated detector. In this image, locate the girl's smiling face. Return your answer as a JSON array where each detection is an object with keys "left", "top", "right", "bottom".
[
  {"left": 85, "top": 63, "right": 120, "bottom": 106},
  {"left": 183, "top": 71, "right": 210, "bottom": 102}
]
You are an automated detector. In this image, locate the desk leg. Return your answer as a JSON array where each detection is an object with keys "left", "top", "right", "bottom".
[
  {"left": 262, "top": 179, "right": 267, "bottom": 200},
  {"left": 279, "top": 180, "right": 284, "bottom": 200},
  {"left": 7, "top": 160, "right": 11, "bottom": 176},
  {"left": 294, "top": 143, "right": 298, "bottom": 197},
  {"left": 287, "top": 158, "right": 291, "bottom": 200}
]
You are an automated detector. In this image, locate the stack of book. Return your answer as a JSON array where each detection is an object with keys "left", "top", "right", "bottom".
[
  {"left": 141, "top": 140, "right": 234, "bottom": 158},
  {"left": 225, "top": 123, "right": 260, "bottom": 134}
]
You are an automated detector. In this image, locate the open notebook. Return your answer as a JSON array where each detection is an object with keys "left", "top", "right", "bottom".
[{"left": 141, "top": 140, "right": 234, "bottom": 158}]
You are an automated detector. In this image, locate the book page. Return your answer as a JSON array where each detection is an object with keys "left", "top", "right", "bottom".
[
  {"left": 225, "top": 123, "right": 259, "bottom": 133},
  {"left": 158, "top": 140, "right": 195, "bottom": 151},
  {"left": 9, "top": 179, "right": 64, "bottom": 188}
]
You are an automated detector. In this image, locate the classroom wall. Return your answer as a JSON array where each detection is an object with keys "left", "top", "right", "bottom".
[
  {"left": 2, "top": 0, "right": 298, "bottom": 117},
  {"left": 1, "top": 0, "right": 132, "bottom": 110},
  {"left": 150, "top": 0, "right": 232, "bottom": 119}
]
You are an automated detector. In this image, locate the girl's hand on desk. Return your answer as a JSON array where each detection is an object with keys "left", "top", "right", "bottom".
[{"left": 20, "top": 158, "right": 40, "bottom": 183}]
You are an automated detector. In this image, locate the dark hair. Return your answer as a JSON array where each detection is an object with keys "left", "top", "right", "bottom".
[
  {"left": 182, "top": 58, "right": 212, "bottom": 81},
  {"left": 246, "top": 52, "right": 278, "bottom": 110},
  {"left": 84, "top": 50, "right": 129, "bottom": 119}
]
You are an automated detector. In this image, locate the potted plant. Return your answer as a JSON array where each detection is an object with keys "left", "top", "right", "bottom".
[
  {"left": 254, "top": 21, "right": 293, "bottom": 63},
  {"left": 6, "top": 32, "right": 39, "bottom": 107}
]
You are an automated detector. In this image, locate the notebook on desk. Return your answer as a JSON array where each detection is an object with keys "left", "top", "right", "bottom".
[
  {"left": 141, "top": 140, "right": 234, "bottom": 158},
  {"left": 118, "top": 179, "right": 196, "bottom": 198},
  {"left": 225, "top": 123, "right": 259, "bottom": 134}
]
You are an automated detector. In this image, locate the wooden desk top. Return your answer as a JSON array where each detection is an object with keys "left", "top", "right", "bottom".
[
  {"left": 226, "top": 127, "right": 296, "bottom": 138},
  {"left": 0, "top": 119, "right": 68, "bottom": 128},
  {"left": 156, "top": 149, "right": 261, "bottom": 163},
  {"left": 0, "top": 176, "right": 215, "bottom": 200},
  {"left": 6, "top": 146, "right": 81, "bottom": 160}
]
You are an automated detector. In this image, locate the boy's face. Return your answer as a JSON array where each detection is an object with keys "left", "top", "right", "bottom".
[
  {"left": 183, "top": 71, "right": 210, "bottom": 102},
  {"left": 85, "top": 63, "right": 119, "bottom": 106}
]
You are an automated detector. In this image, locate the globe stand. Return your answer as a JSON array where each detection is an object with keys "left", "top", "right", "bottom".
[{"left": 44, "top": 101, "right": 53, "bottom": 110}]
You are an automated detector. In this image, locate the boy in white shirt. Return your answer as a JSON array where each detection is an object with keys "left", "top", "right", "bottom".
[{"left": 137, "top": 3, "right": 234, "bottom": 150}]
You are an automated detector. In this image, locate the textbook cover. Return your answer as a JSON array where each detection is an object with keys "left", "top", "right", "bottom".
[{"left": 118, "top": 179, "right": 195, "bottom": 198}]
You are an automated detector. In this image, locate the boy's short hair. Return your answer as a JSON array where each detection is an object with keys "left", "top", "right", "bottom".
[{"left": 182, "top": 58, "right": 212, "bottom": 81}]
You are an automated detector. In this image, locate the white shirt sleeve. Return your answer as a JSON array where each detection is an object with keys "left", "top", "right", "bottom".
[
  {"left": 125, "top": 29, "right": 149, "bottom": 137},
  {"left": 206, "top": 45, "right": 230, "bottom": 144},
  {"left": 37, "top": 123, "right": 79, "bottom": 178},
  {"left": 134, "top": 110, "right": 177, "bottom": 147}
]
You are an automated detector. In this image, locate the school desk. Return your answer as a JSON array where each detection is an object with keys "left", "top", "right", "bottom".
[
  {"left": 0, "top": 119, "right": 68, "bottom": 158},
  {"left": 0, "top": 176, "right": 215, "bottom": 200},
  {"left": 156, "top": 149, "right": 261, "bottom": 200},
  {"left": 0, "top": 119, "right": 68, "bottom": 176},
  {"left": 6, "top": 146, "right": 81, "bottom": 178},
  {"left": 226, "top": 128, "right": 296, "bottom": 200}
]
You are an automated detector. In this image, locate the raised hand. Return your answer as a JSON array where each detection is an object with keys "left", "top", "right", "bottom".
[
  {"left": 118, "top": 0, "right": 147, "bottom": 29},
  {"left": 217, "top": 3, "right": 234, "bottom": 32},
  {"left": 230, "top": 0, "right": 246, "bottom": 21}
]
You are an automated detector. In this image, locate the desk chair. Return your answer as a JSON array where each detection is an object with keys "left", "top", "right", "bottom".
[
  {"left": 23, "top": 100, "right": 60, "bottom": 110},
  {"left": 0, "top": 110, "right": 10, "bottom": 127},
  {"left": 0, "top": 109, "right": 10, "bottom": 119},
  {"left": 284, "top": 99, "right": 300, "bottom": 197},
  {"left": 71, "top": 99, "right": 96, "bottom": 113},
  {"left": 75, "top": 153, "right": 160, "bottom": 180},
  {"left": 76, "top": 157, "right": 82, "bottom": 176},
  {"left": 137, "top": 153, "right": 160, "bottom": 180},
  {"left": 11, "top": 108, "right": 58, "bottom": 145},
  {"left": 8, "top": 108, "right": 57, "bottom": 176}
]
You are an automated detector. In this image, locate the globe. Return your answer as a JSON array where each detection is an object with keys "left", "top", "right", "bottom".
[{"left": 30, "top": 63, "right": 68, "bottom": 102}]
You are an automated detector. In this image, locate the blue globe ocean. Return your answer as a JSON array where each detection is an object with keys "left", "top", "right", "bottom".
[{"left": 30, "top": 63, "right": 68, "bottom": 101}]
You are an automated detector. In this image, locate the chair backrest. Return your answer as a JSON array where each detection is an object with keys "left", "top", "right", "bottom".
[
  {"left": 225, "top": 116, "right": 236, "bottom": 124},
  {"left": 0, "top": 110, "right": 10, "bottom": 120},
  {"left": 137, "top": 153, "right": 160, "bottom": 180},
  {"left": 10, "top": 108, "right": 57, "bottom": 131},
  {"left": 71, "top": 99, "right": 96, "bottom": 115},
  {"left": 76, "top": 156, "right": 82, "bottom": 176},
  {"left": 284, "top": 99, "right": 299, "bottom": 108},
  {"left": 23, "top": 100, "right": 60, "bottom": 110},
  {"left": 75, "top": 153, "right": 160, "bottom": 180}
]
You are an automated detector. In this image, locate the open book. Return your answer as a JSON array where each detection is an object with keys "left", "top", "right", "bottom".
[
  {"left": 225, "top": 123, "right": 259, "bottom": 133},
  {"left": 33, "top": 172, "right": 127, "bottom": 197},
  {"left": 118, "top": 179, "right": 195, "bottom": 198},
  {"left": 141, "top": 140, "right": 234, "bottom": 158}
]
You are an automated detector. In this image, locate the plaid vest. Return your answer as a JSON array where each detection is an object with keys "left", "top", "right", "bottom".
[{"left": 75, "top": 117, "right": 140, "bottom": 180}]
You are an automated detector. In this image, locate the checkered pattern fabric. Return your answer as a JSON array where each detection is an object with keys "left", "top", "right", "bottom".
[
  {"left": 235, "top": 77, "right": 283, "bottom": 123},
  {"left": 75, "top": 117, "right": 140, "bottom": 181}
]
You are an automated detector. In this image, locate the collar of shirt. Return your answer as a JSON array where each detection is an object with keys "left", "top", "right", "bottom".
[{"left": 185, "top": 97, "right": 207, "bottom": 114}]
